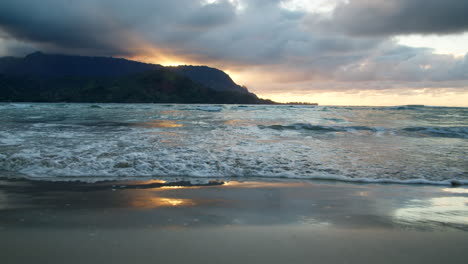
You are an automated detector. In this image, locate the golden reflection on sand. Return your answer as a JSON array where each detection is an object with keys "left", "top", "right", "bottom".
[
  {"left": 223, "top": 181, "right": 305, "bottom": 188},
  {"left": 127, "top": 180, "right": 221, "bottom": 191},
  {"left": 357, "top": 191, "right": 369, "bottom": 197},
  {"left": 136, "top": 120, "right": 183, "bottom": 128},
  {"left": 131, "top": 196, "right": 196, "bottom": 209},
  {"left": 130, "top": 180, "right": 306, "bottom": 192},
  {"left": 145, "top": 180, "right": 167, "bottom": 184},
  {"left": 160, "top": 186, "right": 201, "bottom": 190}
]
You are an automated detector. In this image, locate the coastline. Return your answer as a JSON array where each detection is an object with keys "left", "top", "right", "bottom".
[{"left": 1, "top": 178, "right": 467, "bottom": 263}]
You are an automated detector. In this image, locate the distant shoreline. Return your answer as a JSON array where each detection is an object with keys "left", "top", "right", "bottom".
[{"left": 0, "top": 52, "right": 276, "bottom": 104}]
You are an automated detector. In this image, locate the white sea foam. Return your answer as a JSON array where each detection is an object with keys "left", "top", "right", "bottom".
[
  {"left": 9, "top": 103, "right": 33, "bottom": 108},
  {"left": 0, "top": 132, "right": 24, "bottom": 145},
  {"left": 0, "top": 103, "right": 467, "bottom": 184}
]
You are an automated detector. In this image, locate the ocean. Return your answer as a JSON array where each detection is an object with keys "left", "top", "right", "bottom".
[{"left": 0, "top": 103, "right": 467, "bottom": 185}]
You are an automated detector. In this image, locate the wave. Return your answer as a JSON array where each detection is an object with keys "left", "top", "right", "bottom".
[
  {"left": 2, "top": 172, "right": 466, "bottom": 186},
  {"left": 1, "top": 103, "right": 467, "bottom": 187},
  {"left": 401, "top": 126, "right": 468, "bottom": 139},
  {"left": 387, "top": 105, "right": 426, "bottom": 110},
  {"left": 372, "top": 105, "right": 468, "bottom": 111},
  {"left": 259, "top": 123, "right": 378, "bottom": 133},
  {"left": 2, "top": 136, "right": 465, "bottom": 186},
  {"left": 259, "top": 123, "right": 468, "bottom": 138},
  {"left": 196, "top": 106, "right": 223, "bottom": 112},
  {"left": 176, "top": 105, "right": 224, "bottom": 112}
]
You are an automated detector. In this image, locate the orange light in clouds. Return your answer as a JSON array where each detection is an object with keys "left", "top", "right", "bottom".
[
  {"left": 128, "top": 54, "right": 188, "bottom": 66},
  {"left": 123, "top": 43, "right": 468, "bottom": 107},
  {"left": 160, "top": 61, "right": 188, "bottom": 66},
  {"left": 124, "top": 42, "right": 194, "bottom": 66}
]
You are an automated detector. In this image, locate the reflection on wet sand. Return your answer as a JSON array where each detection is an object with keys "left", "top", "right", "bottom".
[
  {"left": 124, "top": 179, "right": 219, "bottom": 190},
  {"left": 394, "top": 196, "right": 468, "bottom": 227},
  {"left": 131, "top": 196, "right": 196, "bottom": 209},
  {"left": 0, "top": 191, "right": 9, "bottom": 210},
  {"left": 141, "top": 180, "right": 167, "bottom": 184},
  {"left": 2, "top": 180, "right": 468, "bottom": 264},
  {"left": 0, "top": 179, "right": 467, "bottom": 231},
  {"left": 443, "top": 188, "right": 468, "bottom": 194},
  {"left": 356, "top": 191, "right": 369, "bottom": 197},
  {"left": 223, "top": 181, "right": 305, "bottom": 188},
  {"left": 160, "top": 186, "right": 201, "bottom": 190}
]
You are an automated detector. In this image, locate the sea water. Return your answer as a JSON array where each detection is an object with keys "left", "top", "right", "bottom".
[{"left": 0, "top": 103, "right": 467, "bottom": 184}]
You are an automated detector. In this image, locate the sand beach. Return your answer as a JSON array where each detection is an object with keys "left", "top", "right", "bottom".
[{"left": 1, "top": 178, "right": 467, "bottom": 263}]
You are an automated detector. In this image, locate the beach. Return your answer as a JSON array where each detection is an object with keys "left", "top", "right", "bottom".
[
  {"left": 1, "top": 103, "right": 467, "bottom": 263},
  {"left": 1, "top": 178, "right": 467, "bottom": 263},
  {"left": 1, "top": 0, "right": 468, "bottom": 261}
]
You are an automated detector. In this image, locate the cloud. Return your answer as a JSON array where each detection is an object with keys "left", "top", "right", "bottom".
[
  {"left": 0, "top": 0, "right": 382, "bottom": 61},
  {"left": 335, "top": 45, "right": 468, "bottom": 82},
  {"left": 0, "top": 0, "right": 467, "bottom": 99},
  {"left": 316, "top": 0, "right": 468, "bottom": 36},
  {"left": 182, "top": 1, "right": 236, "bottom": 30},
  {"left": 0, "top": 33, "right": 36, "bottom": 56},
  {"left": 0, "top": 1, "right": 139, "bottom": 55},
  {"left": 0, "top": 0, "right": 239, "bottom": 56}
]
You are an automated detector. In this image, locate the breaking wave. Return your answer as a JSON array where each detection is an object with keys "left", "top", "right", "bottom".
[
  {"left": 1, "top": 103, "right": 467, "bottom": 185},
  {"left": 401, "top": 126, "right": 468, "bottom": 139},
  {"left": 259, "top": 123, "right": 468, "bottom": 138}
]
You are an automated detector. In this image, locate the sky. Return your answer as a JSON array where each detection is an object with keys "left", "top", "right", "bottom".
[{"left": 0, "top": 0, "right": 468, "bottom": 106}]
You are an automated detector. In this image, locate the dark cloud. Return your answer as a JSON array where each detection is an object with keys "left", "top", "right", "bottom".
[
  {"left": 0, "top": 0, "right": 382, "bottom": 61},
  {"left": 182, "top": 1, "right": 236, "bottom": 30},
  {"left": 320, "top": 0, "right": 468, "bottom": 36},
  {"left": 0, "top": 36, "right": 36, "bottom": 56},
  {"left": 0, "top": 0, "right": 237, "bottom": 56},
  {"left": 0, "top": 0, "right": 136, "bottom": 55}
]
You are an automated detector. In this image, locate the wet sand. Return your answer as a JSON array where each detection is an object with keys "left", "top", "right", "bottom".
[{"left": 1, "top": 179, "right": 467, "bottom": 263}]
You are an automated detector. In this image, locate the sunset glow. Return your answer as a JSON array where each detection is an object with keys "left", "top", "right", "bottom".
[
  {"left": 1, "top": 0, "right": 468, "bottom": 106},
  {"left": 1, "top": 1, "right": 467, "bottom": 261},
  {"left": 257, "top": 89, "right": 468, "bottom": 106},
  {"left": 127, "top": 54, "right": 190, "bottom": 67}
]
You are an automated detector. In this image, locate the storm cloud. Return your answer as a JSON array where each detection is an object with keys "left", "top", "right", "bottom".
[
  {"left": 0, "top": 0, "right": 467, "bottom": 99},
  {"left": 318, "top": 0, "right": 468, "bottom": 36}
]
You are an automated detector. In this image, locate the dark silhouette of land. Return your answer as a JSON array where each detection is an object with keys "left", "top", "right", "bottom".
[{"left": 0, "top": 52, "right": 274, "bottom": 104}]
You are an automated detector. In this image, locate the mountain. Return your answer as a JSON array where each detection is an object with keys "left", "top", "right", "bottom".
[
  {"left": 0, "top": 52, "right": 274, "bottom": 104},
  {"left": 169, "top": 65, "right": 248, "bottom": 94},
  {"left": 0, "top": 52, "right": 161, "bottom": 77}
]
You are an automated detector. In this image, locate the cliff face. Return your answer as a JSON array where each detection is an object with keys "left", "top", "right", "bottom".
[{"left": 0, "top": 52, "right": 274, "bottom": 104}]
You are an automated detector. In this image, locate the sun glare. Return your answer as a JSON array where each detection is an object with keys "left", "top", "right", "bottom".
[{"left": 127, "top": 52, "right": 190, "bottom": 67}]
